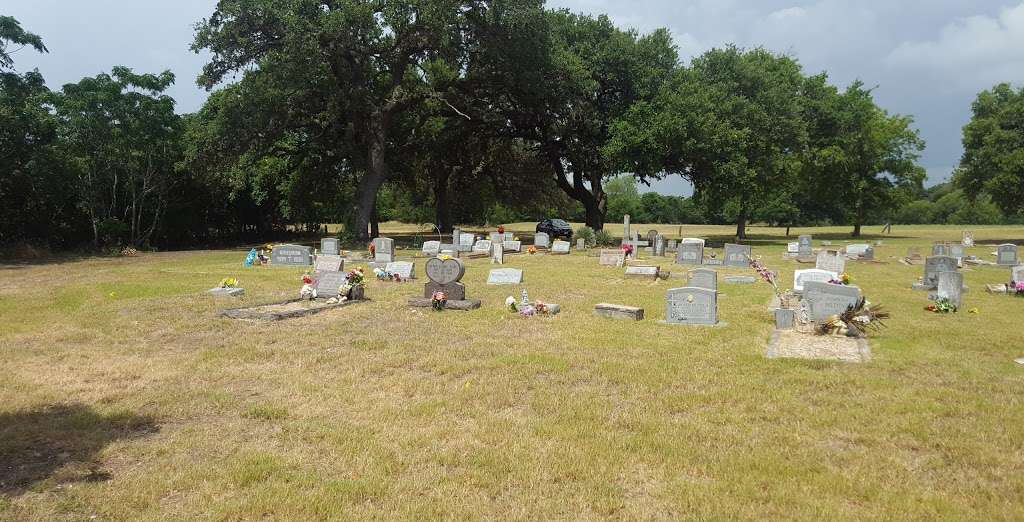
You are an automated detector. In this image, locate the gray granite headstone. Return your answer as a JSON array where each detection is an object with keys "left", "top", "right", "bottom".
[
  {"left": 490, "top": 232, "right": 503, "bottom": 244},
  {"left": 816, "top": 250, "right": 846, "bottom": 274},
  {"left": 688, "top": 268, "right": 717, "bottom": 291},
  {"left": 425, "top": 257, "right": 465, "bottom": 284},
  {"left": 923, "top": 256, "right": 957, "bottom": 288},
  {"left": 503, "top": 240, "right": 522, "bottom": 252},
  {"left": 936, "top": 271, "right": 963, "bottom": 309},
  {"left": 802, "top": 281, "right": 862, "bottom": 322},
  {"left": 314, "top": 255, "right": 344, "bottom": 272},
  {"left": 675, "top": 242, "right": 703, "bottom": 265},
  {"left": 491, "top": 241, "right": 504, "bottom": 264},
  {"left": 600, "top": 249, "right": 626, "bottom": 267},
  {"left": 665, "top": 287, "right": 718, "bottom": 325},
  {"left": 373, "top": 237, "right": 395, "bottom": 263},
  {"left": 271, "top": 244, "right": 313, "bottom": 266},
  {"left": 422, "top": 241, "right": 441, "bottom": 256},
  {"left": 452, "top": 227, "right": 461, "bottom": 246},
  {"left": 315, "top": 270, "right": 348, "bottom": 298},
  {"left": 724, "top": 244, "right": 751, "bottom": 267},
  {"left": 932, "top": 243, "right": 951, "bottom": 257},
  {"left": 998, "top": 244, "right": 1018, "bottom": 266},
  {"left": 534, "top": 232, "right": 551, "bottom": 249},
  {"left": 798, "top": 235, "right": 812, "bottom": 257},
  {"left": 487, "top": 268, "right": 523, "bottom": 285},
  {"left": 320, "top": 238, "right": 340, "bottom": 256},
  {"left": 1012, "top": 265, "right": 1024, "bottom": 283},
  {"left": 472, "top": 239, "right": 492, "bottom": 254},
  {"left": 576, "top": 238, "right": 586, "bottom": 250},
  {"left": 386, "top": 261, "right": 415, "bottom": 280},
  {"left": 622, "top": 214, "right": 630, "bottom": 246},
  {"left": 458, "top": 233, "right": 475, "bottom": 252},
  {"left": 654, "top": 235, "right": 666, "bottom": 257}
]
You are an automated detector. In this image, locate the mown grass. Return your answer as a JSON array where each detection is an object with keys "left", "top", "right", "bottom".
[{"left": 1, "top": 224, "right": 1023, "bottom": 520}]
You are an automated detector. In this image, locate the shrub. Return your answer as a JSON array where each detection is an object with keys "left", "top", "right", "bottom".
[
  {"left": 593, "top": 229, "right": 616, "bottom": 246},
  {"left": 575, "top": 226, "right": 596, "bottom": 247}
]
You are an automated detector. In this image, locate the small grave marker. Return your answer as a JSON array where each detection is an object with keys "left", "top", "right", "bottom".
[
  {"left": 798, "top": 235, "right": 813, "bottom": 257},
  {"left": 551, "top": 240, "right": 570, "bottom": 255},
  {"left": 625, "top": 265, "right": 660, "bottom": 279},
  {"left": 385, "top": 261, "right": 416, "bottom": 280},
  {"left": 487, "top": 268, "right": 524, "bottom": 285},
  {"left": 321, "top": 238, "right": 340, "bottom": 256},
  {"left": 599, "top": 249, "right": 626, "bottom": 267},
  {"left": 688, "top": 268, "right": 717, "bottom": 291}
]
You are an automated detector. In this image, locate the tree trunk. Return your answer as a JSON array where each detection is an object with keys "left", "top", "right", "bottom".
[
  {"left": 785, "top": 225, "right": 791, "bottom": 236},
  {"left": 370, "top": 203, "right": 380, "bottom": 239},
  {"left": 736, "top": 208, "right": 748, "bottom": 239},
  {"left": 351, "top": 112, "right": 389, "bottom": 242},
  {"left": 583, "top": 197, "right": 605, "bottom": 231},
  {"left": 852, "top": 197, "right": 864, "bottom": 238},
  {"left": 852, "top": 222, "right": 862, "bottom": 238},
  {"left": 434, "top": 170, "right": 452, "bottom": 233},
  {"left": 550, "top": 158, "right": 607, "bottom": 231}
]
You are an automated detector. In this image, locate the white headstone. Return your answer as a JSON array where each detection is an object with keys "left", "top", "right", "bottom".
[
  {"left": 794, "top": 269, "right": 838, "bottom": 292},
  {"left": 487, "top": 268, "right": 523, "bottom": 285}
]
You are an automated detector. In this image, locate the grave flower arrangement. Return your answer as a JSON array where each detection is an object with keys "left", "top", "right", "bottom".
[
  {"left": 828, "top": 273, "right": 851, "bottom": 286},
  {"left": 368, "top": 242, "right": 376, "bottom": 257},
  {"left": 218, "top": 277, "right": 238, "bottom": 289},
  {"left": 373, "top": 267, "right": 401, "bottom": 282},
  {"left": 622, "top": 243, "right": 634, "bottom": 258},
  {"left": 817, "top": 298, "right": 890, "bottom": 337},
  {"left": 431, "top": 291, "right": 447, "bottom": 311},
  {"left": 1010, "top": 280, "right": 1024, "bottom": 297},
  {"left": 299, "top": 274, "right": 317, "bottom": 300},
  {"left": 925, "top": 297, "right": 957, "bottom": 313},
  {"left": 527, "top": 246, "right": 538, "bottom": 255},
  {"left": 747, "top": 256, "right": 781, "bottom": 298},
  {"left": 497, "top": 225, "right": 505, "bottom": 234}
]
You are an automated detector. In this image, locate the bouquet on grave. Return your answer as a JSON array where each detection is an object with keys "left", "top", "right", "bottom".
[
  {"left": 432, "top": 291, "right": 447, "bottom": 311},
  {"left": 299, "top": 273, "right": 317, "bottom": 300},
  {"left": 367, "top": 242, "right": 376, "bottom": 257},
  {"left": 1010, "top": 280, "right": 1024, "bottom": 297},
  {"left": 218, "top": 277, "right": 238, "bottom": 289},
  {"left": 373, "top": 267, "right": 402, "bottom": 282},
  {"left": 527, "top": 246, "right": 538, "bottom": 255},
  {"left": 747, "top": 255, "right": 781, "bottom": 298},
  {"left": 497, "top": 225, "right": 505, "bottom": 234},
  {"left": 622, "top": 243, "right": 634, "bottom": 257},
  {"left": 925, "top": 297, "right": 957, "bottom": 313},
  {"left": 817, "top": 298, "right": 890, "bottom": 337},
  {"left": 828, "top": 273, "right": 851, "bottom": 286}
]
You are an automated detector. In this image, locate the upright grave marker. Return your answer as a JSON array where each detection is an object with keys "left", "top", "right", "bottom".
[
  {"left": 794, "top": 269, "right": 838, "bottom": 293},
  {"left": 664, "top": 287, "right": 718, "bottom": 326},
  {"left": 503, "top": 240, "right": 522, "bottom": 253},
  {"left": 802, "top": 281, "right": 862, "bottom": 322},
  {"left": 576, "top": 238, "right": 586, "bottom": 251},
  {"left": 997, "top": 244, "right": 1019, "bottom": 266},
  {"left": 622, "top": 214, "right": 631, "bottom": 246},
  {"left": 918, "top": 255, "right": 958, "bottom": 289},
  {"left": 798, "top": 235, "right": 813, "bottom": 258},
  {"left": 271, "top": 244, "right": 313, "bottom": 266},
  {"left": 962, "top": 231, "right": 975, "bottom": 247},
  {"left": 314, "top": 255, "right": 344, "bottom": 273},
  {"left": 458, "top": 233, "right": 475, "bottom": 253},
  {"left": 816, "top": 250, "right": 846, "bottom": 274},
  {"left": 491, "top": 241, "right": 504, "bottom": 264},
  {"left": 932, "top": 242, "right": 951, "bottom": 257},
  {"left": 422, "top": 241, "right": 441, "bottom": 256},
  {"left": 472, "top": 239, "right": 492, "bottom": 255},
  {"left": 600, "top": 249, "right": 626, "bottom": 267},
  {"left": 551, "top": 240, "right": 570, "bottom": 255},
  {"left": 724, "top": 244, "right": 751, "bottom": 267},
  {"left": 1012, "top": 265, "right": 1024, "bottom": 283},
  {"left": 534, "top": 232, "right": 551, "bottom": 249},
  {"left": 654, "top": 235, "right": 666, "bottom": 257},
  {"left": 373, "top": 237, "right": 395, "bottom": 263},
  {"left": 688, "top": 268, "right": 717, "bottom": 291},
  {"left": 386, "top": 261, "right": 416, "bottom": 280},
  {"left": 321, "top": 238, "right": 340, "bottom": 256},
  {"left": 936, "top": 271, "right": 964, "bottom": 309}
]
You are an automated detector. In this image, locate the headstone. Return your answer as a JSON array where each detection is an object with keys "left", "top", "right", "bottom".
[
  {"left": 681, "top": 238, "right": 705, "bottom": 247},
  {"left": 664, "top": 287, "right": 718, "bottom": 326},
  {"left": 802, "top": 281, "right": 862, "bottom": 322},
  {"left": 798, "top": 235, "right": 813, "bottom": 257},
  {"left": 487, "top": 268, "right": 523, "bottom": 285},
  {"left": 622, "top": 215, "right": 631, "bottom": 246},
  {"left": 932, "top": 242, "right": 950, "bottom": 257},
  {"left": 488, "top": 232, "right": 501, "bottom": 244},
  {"left": 534, "top": 232, "right": 551, "bottom": 249},
  {"left": 422, "top": 241, "right": 441, "bottom": 256},
  {"left": 452, "top": 227, "right": 461, "bottom": 246},
  {"left": 962, "top": 231, "right": 975, "bottom": 248},
  {"left": 424, "top": 257, "right": 468, "bottom": 301},
  {"left": 551, "top": 240, "right": 570, "bottom": 254},
  {"left": 208, "top": 287, "right": 245, "bottom": 297},
  {"left": 724, "top": 276, "right": 757, "bottom": 284},
  {"left": 576, "top": 238, "right": 586, "bottom": 251},
  {"left": 724, "top": 244, "right": 751, "bottom": 267},
  {"left": 1012, "top": 265, "right": 1024, "bottom": 283},
  {"left": 504, "top": 232, "right": 514, "bottom": 242},
  {"left": 647, "top": 230, "right": 659, "bottom": 246},
  {"left": 625, "top": 265, "right": 660, "bottom": 279},
  {"left": 314, "top": 255, "right": 344, "bottom": 272},
  {"left": 936, "top": 271, "right": 963, "bottom": 309},
  {"left": 846, "top": 244, "right": 870, "bottom": 257},
  {"left": 688, "top": 268, "right": 717, "bottom": 291},
  {"left": 271, "top": 244, "right": 313, "bottom": 266},
  {"left": 321, "top": 238, "right": 340, "bottom": 256},
  {"left": 315, "top": 270, "right": 349, "bottom": 298},
  {"left": 594, "top": 303, "right": 643, "bottom": 321},
  {"left": 458, "top": 233, "right": 475, "bottom": 252},
  {"left": 794, "top": 269, "right": 838, "bottom": 293},
  {"left": 774, "top": 308, "right": 795, "bottom": 330},
  {"left": 922, "top": 256, "right": 958, "bottom": 289},
  {"left": 503, "top": 240, "right": 522, "bottom": 253},
  {"left": 787, "top": 242, "right": 799, "bottom": 254},
  {"left": 373, "top": 237, "right": 395, "bottom": 263},
  {"left": 654, "top": 235, "right": 666, "bottom": 257},
  {"left": 862, "top": 247, "right": 875, "bottom": 260},
  {"left": 472, "top": 239, "right": 492, "bottom": 254},
  {"left": 385, "top": 261, "right": 415, "bottom": 280},
  {"left": 950, "top": 244, "right": 965, "bottom": 261},
  {"left": 668, "top": 240, "right": 678, "bottom": 251},
  {"left": 997, "top": 244, "right": 1019, "bottom": 266},
  {"left": 438, "top": 244, "right": 458, "bottom": 258},
  {"left": 599, "top": 249, "right": 626, "bottom": 267},
  {"left": 816, "top": 250, "right": 846, "bottom": 274},
  {"left": 491, "top": 241, "right": 504, "bottom": 264}
]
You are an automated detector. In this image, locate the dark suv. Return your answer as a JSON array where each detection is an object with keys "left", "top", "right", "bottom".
[{"left": 536, "top": 219, "right": 573, "bottom": 239}]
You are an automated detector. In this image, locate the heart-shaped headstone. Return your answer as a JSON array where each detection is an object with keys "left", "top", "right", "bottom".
[{"left": 425, "top": 257, "right": 465, "bottom": 285}]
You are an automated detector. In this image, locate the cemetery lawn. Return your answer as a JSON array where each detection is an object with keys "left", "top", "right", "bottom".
[{"left": 3, "top": 224, "right": 1024, "bottom": 520}]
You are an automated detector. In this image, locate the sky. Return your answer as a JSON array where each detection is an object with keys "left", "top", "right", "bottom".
[{"left": 7, "top": 0, "right": 1024, "bottom": 196}]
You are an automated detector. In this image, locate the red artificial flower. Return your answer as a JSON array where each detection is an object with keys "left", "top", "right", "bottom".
[{"left": 302, "top": 275, "right": 313, "bottom": 284}]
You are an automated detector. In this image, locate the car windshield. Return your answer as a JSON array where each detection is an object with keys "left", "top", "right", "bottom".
[{"left": 551, "top": 220, "right": 569, "bottom": 227}]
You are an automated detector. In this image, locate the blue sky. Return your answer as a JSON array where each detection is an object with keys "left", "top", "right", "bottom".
[{"left": 8, "top": 0, "right": 1024, "bottom": 195}]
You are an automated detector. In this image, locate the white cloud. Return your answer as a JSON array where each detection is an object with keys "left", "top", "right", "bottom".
[{"left": 886, "top": 2, "right": 1024, "bottom": 91}]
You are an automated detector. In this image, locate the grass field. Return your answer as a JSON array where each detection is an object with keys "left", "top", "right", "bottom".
[{"left": 2, "top": 224, "right": 1023, "bottom": 520}]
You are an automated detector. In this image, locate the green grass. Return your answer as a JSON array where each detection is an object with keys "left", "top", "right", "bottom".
[{"left": 1, "top": 224, "right": 1023, "bottom": 519}]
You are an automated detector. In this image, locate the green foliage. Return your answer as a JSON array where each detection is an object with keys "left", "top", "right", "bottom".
[
  {"left": 0, "top": 16, "right": 47, "bottom": 71},
  {"left": 956, "top": 83, "right": 1024, "bottom": 215},
  {"left": 593, "top": 229, "right": 615, "bottom": 246},
  {"left": 574, "top": 226, "right": 595, "bottom": 247}
]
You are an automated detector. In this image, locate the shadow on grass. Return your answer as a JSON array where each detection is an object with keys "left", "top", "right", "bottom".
[{"left": 0, "top": 404, "right": 158, "bottom": 496}]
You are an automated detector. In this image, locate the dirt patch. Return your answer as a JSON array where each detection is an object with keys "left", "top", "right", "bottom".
[{"left": 767, "top": 330, "right": 871, "bottom": 363}]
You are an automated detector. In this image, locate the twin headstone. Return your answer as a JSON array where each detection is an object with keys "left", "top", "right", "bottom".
[
  {"left": 802, "top": 282, "right": 862, "bottom": 322},
  {"left": 600, "top": 249, "right": 626, "bottom": 267},
  {"left": 385, "top": 261, "right": 416, "bottom": 280},
  {"left": 724, "top": 244, "right": 751, "bottom": 268},
  {"left": 422, "top": 241, "right": 441, "bottom": 256},
  {"left": 665, "top": 287, "right": 718, "bottom": 325},
  {"left": 271, "top": 244, "right": 313, "bottom": 266}
]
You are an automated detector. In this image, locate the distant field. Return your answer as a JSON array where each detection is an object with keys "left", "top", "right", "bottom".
[{"left": 2, "top": 225, "right": 1023, "bottom": 519}]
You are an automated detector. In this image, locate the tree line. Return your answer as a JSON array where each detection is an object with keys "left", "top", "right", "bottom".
[{"left": 2, "top": 4, "right": 1023, "bottom": 250}]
